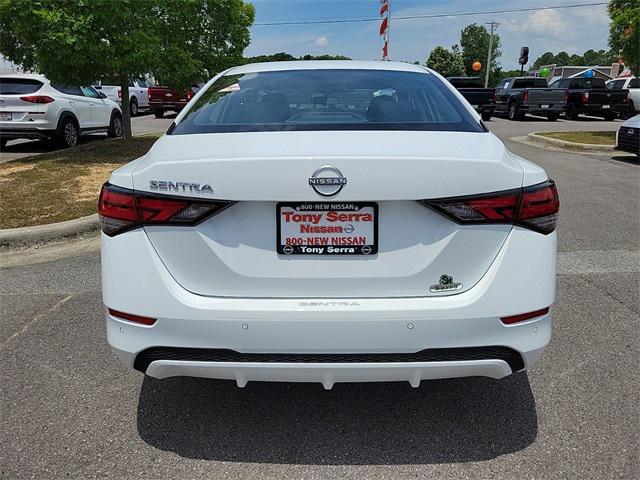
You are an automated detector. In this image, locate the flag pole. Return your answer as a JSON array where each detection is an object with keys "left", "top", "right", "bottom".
[
  {"left": 380, "top": 0, "right": 390, "bottom": 60},
  {"left": 386, "top": 0, "right": 391, "bottom": 61}
]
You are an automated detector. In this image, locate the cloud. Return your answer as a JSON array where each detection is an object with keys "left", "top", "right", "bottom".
[
  {"left": 313, "top": 36, "right": 329, "bottom": 48},
  {"left": 521, "top": 9, "right": 566, "bottom": 35}
]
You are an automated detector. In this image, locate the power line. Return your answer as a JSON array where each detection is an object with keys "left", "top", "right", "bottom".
[{"left": 253, "top": 2, "right": 608, "bottom": 26}]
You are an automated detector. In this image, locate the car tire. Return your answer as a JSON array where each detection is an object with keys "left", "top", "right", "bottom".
[
  {"left": 130, "top": 98, "right": 139, "bottom": 117},
  {"left": 58, "top": 116, "right": 79, "bottom": 148},
  {"left": 0, "top": 138, "right": 7, "bottom": 149},
  {"left": 603, "top": 112, "right": 616, "bottom": 121},
  {"left": 622, "top": 103, "right": 635, "bottom": 120},
  {"left": 566, "top": 103, "right": 579, "bottom": 120},
  {"left": 481, "top": 111, "right": 492, "bottom": 121},
  {"left": 507, "top": 103, "right": 522, "bottom": 121},
  {"left": 108, "top": 112, "right": 123, "bottom": 138},
  {"left": 546, "top": 112, "right": 559, "bottom": 121},
  {"left": 154, "top": 109, "right": 164, "bottom": 118}
]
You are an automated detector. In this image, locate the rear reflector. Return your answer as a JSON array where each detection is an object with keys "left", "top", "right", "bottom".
[
  {"left": 421, "top": 180, "right": 559, "bottom": 234},
  {"left": 501, "top": 307, "right": 550, "bottom": 325},
  {"left": 108, "top": 308, "right": 156, "bottom": 326},
  {"left": 98, "top": 183, "right": 234, "bottom": 236},
  {"left": 20, "top": 95, "right": 55, "bottom": 104}
]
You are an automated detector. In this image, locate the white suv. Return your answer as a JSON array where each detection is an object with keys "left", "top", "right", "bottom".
[{"left": 0, "top": 74, "right": 122, "bottom": 148}]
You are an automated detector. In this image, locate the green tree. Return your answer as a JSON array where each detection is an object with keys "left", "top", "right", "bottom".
[
  {"left": 533, "top": 52, "right": 555, "bottom": 69},
  {"left": 243, "top": 53, "right": 351, "bottom": 64},
  {"left": 0, "top": 0, "right": 255, "bottom": 140},
  {"left": 553, "top": 51, "right": 571, "bottom": 66},
  {"left": 426, "top": 45, "right": 465, "bottom": 77},
  {"left": 609, "top": 0, "right": 640, "bottom": 75},
  {"left": 568, "top": 54, "right": 584, "bottom": 66},
  {"left": 459, "top": 23, "right": 502, "bottom": 80}
]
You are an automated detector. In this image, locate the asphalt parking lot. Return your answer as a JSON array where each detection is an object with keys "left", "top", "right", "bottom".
[{"left": 1, "top": 115, "right": 639, "bottom": 478}]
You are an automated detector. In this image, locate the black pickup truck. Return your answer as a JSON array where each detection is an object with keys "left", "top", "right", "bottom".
[
  {"left": 494, "top": 77, "right": 566, "bottom": 121},
  {"left": 549, "top": 77, "right": 629, "bottom": 120},
  {"left": 447, "top": 77, "right": 495, "bottom": 121}
]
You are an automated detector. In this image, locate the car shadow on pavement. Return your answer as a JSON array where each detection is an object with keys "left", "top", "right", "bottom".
[
  {"left": 136, "top": 372, "right": 537, "bottom": 464},
  {"left": 0, "top": 134, "right": 107, "bottom": 160},
  {"left": 609, "top": 155, "right": 639, "bottom": 166}
]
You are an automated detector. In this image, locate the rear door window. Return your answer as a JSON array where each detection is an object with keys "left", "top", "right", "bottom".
[{"left": 0, "top": 78, "right": 44, "bottom": 95}]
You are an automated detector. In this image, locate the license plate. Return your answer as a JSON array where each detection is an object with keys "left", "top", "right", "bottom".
[
  {"left": 277, "top": 202, "right": 378, "bottom": 255},
  {"left": 541, "top": 104, "right": 549, "bottom": 109},
  {"left": 0, "top": 112, "right": 11, "bottom": 121},
  {"left": 602, "top": 105, "right": 610, "bottom": 109}
]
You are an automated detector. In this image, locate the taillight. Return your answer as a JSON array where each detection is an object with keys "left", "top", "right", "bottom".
[
  {"left": 98, "top": 183, "right": 234, "bottom": 236},
  {"left": 518, "top": 181, "right": 560, "bottom": 234},
  {"left": 187, "top": 90, "right": 193, "bottom": 100},
  {"left": 564, "top": 90, "right": 568, "bottom": 102},
  {"left": 492, "top": 91, "right": 497, "bottom": 103},
  {"left": 581, "top": 92, "right": 589, "bottom": 103},
  {"left": 522, "top": 90, "right": 528, "bottom": 103},
  {"left": 421, "top": 180, "right": 559, "bottom": 234},
  {"left": 20, "top": 95, "right": 54, "bottom": 103},
  {"left": 118, "top": 90, "right": 122, "bottom": 98}
]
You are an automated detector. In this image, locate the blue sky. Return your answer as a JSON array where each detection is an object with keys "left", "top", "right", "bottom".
[{"left": 246, "top": 0, "right": 611, "bottom": 69}]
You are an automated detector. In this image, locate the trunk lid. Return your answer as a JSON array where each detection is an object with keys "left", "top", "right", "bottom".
[{"left": 131, "top": 131, "right": 523, "bottom": 298}]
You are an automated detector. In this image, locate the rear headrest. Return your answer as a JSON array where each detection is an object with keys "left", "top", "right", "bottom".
[
  {"left": 226, "top": 92, "right": 291, "bottom": 124},
  {"left": 367, "top": 95, "right": 414, "bottom": 122}
]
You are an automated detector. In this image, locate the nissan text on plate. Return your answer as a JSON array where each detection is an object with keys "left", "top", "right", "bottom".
[{"left": 99, "top": 61, "right": 559, "bottom": 389}]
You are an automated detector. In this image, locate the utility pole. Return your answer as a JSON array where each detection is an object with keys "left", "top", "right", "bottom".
[{"left": 484, "top": 21, "right": 499, "bottom": 87}]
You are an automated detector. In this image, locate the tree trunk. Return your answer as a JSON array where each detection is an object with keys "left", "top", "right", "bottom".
[{"left": 119, "top": 77, "right": 132, "bottom": 140}]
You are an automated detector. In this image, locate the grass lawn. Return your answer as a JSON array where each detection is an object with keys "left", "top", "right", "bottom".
[
  {"left": 537, "top": 131, "right": 616, "bottom": 145},
  {"left": 0, "top": 135, "right": 160, "bottom": 229}
]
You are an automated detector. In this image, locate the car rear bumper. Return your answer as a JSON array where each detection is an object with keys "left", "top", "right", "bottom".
[
  {"left": 0, "top": 127, "right": 57, "bottom": 139},
  {"left": 582, "top": 104, "right": 628, "bottom": 115},
  {"left": 521, "top": 104, "right": 565, "bottom": 114},
  {"left": 135, "top": 357, "right": 518, "bottom": 389},
  {"left": 148, "top": 101, "right": 186, "bottom": 111},
  {"left": 103, "top": 225, "right": 555, "bottom": 386}
]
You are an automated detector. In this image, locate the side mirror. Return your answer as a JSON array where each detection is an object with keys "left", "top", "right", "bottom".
[{"left": 98, "top": 92, "right": 107, "bottom": 99}]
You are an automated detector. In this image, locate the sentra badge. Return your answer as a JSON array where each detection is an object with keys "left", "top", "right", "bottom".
[{"left": 149, "top": 180, "right": 214, "bottom": 194}]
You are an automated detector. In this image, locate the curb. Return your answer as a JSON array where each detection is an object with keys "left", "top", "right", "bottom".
[
  {"left": 528, "top": 132, "right": 616, "bottom": 152},
  {"left": 0, "top": 214, "right": 99, "bottom": 248}
]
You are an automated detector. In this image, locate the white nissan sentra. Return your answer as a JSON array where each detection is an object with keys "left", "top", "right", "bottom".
[{"left": 100, "top": 61, "right": 558, "bottom": 389}]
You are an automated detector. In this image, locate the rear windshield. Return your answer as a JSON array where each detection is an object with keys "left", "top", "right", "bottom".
[
  {"left": 171, "top": 69, "right": 484, "bottom": 135},
  {"left": 512, "top": 78, "right": 548, "bottom": 88},
  {"left": 0, "top": 78, "right": 44, "bottom": 95},
  {"left": 448, "top": 77, "right": 483, "bottom": 88}
]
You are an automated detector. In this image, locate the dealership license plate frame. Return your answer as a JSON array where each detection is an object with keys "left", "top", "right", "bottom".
[{"left": 276, "top": 202, "right": 378, "bottom": 255}]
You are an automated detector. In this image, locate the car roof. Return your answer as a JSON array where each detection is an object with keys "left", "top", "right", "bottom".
[
  {"left": 0, "top": 73, "right": 48, "bottom": 81},
  {"left": 226, "top": 60, "right": 431, "bottom": 76}
]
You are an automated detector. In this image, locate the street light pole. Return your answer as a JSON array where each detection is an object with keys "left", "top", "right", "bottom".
[{"left": 485, "top": 21, "right": 499, "bottom": 88}]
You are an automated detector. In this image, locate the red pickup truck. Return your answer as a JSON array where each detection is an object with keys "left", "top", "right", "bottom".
[{"left": 148, "top": 85, "right": 201, "bottom": 118}]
